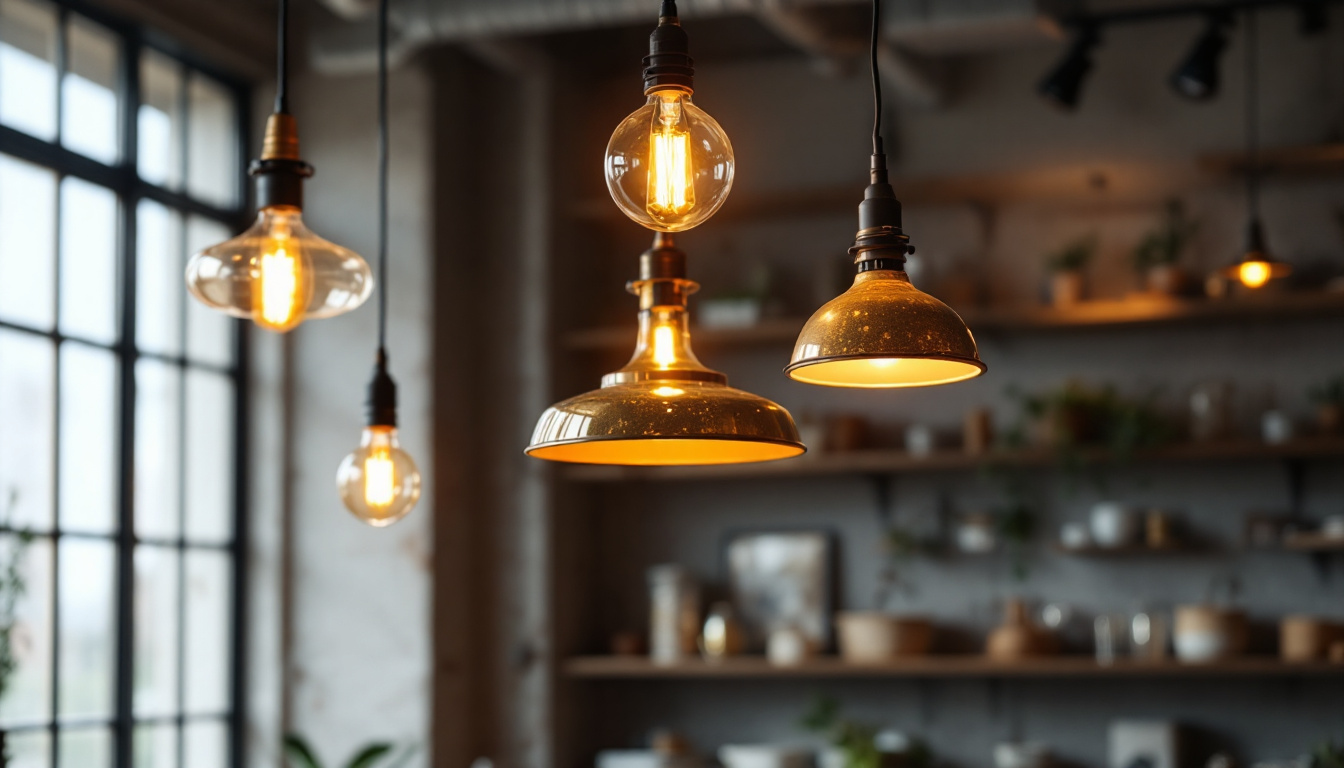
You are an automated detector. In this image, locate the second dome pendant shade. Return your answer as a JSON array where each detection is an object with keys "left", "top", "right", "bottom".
[
  {"left": 527, "top": 235, "right": 803, "bottom": 465},
  {"left": 786, "top": 0, "right": 984, "bottom": 389}
]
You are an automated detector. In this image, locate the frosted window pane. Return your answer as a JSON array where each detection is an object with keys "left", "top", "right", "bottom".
[
  {"left": 58, "top": 343, "right": 116, "bottom": 534},
  {"left": 183, "top": 551, "right": 229, "bottom": 714},
  {"left": 62, "top": 17, "right": 120, "bottom": 164},
  {"left": 57, "top": 540, "right": 115, "bottom": 719},
  {"left": 58, "top": 178, "right": 119, "bottom": 344},
  {"left": 135, "top": 200, "right": 183, "bottom": 356},
  {"left": 0, "top": 0, "right": 58, "bottom": 141},
  {"left": 0, "top": 155, "right": 57, "bottom": 329},
  {"left": 0, "top": 331, "right": 54, "bottom": 531}
]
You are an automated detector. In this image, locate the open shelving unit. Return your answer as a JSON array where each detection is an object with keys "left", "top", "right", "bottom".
[
  {"left": 561, "top": 292, "right": 1344, "bottom": 352},
  {"left": 562, "top": 655, "right": 1344, "bottom": 680}
]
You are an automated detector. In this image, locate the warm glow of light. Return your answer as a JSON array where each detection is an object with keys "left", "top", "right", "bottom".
[
  {"left": 363, "top": 444, "right": 396, "bottom": 508},
  {"left": 1239, "top": 260, "right": 1271, "bottom": 289},
  {"left": 254, "top": 242, "right": 303, "bottom": 331},
  {"left": 647, "top": 95, "right": 695, "bottom": 218},
  {"left": 652, "top": 324, "right": 677, "bottom": 367},
  {"left": 652, "top": 386, "right": 684, "bottom": 397},
  {"left": 869, "top": 358, "right": 900, "bottom": 368}
]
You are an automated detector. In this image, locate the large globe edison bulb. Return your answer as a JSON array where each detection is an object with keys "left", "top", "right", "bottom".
[
  {"left": 185, "top": 206, "right": 373, "bottom": 332},
  {"left": 336, "top": 425, "right": 421, "bottom": 527},
  {"left": 605, "top": 91, "right": 734, "bottom": 232}
]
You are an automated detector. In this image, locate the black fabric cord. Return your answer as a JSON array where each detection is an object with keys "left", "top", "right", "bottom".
[
  {"left": 274, "top": 0, "right": 289, "bottom": 114},
  {"left": 1245, "top": 8, "right": 1259, "bottom": 221},
  {"left": 871, "top": 0, "right": 883, "bottom": 156},
  {"left": 377, "top": 0, "right": 389, "bottom": 354}
]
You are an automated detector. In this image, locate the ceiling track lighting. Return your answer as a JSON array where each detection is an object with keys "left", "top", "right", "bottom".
[
  {"left": 336, "top": 0, "right": 422, "bottom": 525},
  {"left": 1221, "top": 8, "right": 1291, "bottom": 289},
  {"left": 526, "top": 0, "right": 804, "bottom": 466},
  {"left": 1038, "top": 24, "right": 1100, "bottom": 110},
  {"left": 185, "top": 0, "right": 372, "bottom": 332},
  {"left": 785, "top": 0, "right": 985, "bottom": 389},
  {"left": 1169, "top": 11, "right": 1232, "bottom": 101}
]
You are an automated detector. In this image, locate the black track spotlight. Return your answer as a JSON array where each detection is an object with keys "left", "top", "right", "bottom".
[
  {"left": 1169, "top": 13, "right": 1231, "bottom": 100},
  {"left": 1038, "top": 25, "right": 1100, "bottom": 110}
]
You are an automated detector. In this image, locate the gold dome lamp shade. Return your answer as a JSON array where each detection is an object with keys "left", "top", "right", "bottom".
[
  {"left": 527, "top": 235, "right": 804, "bottom": 466},
  {"left": 786, "top": 158, "right": 985, "bottom": 388}
]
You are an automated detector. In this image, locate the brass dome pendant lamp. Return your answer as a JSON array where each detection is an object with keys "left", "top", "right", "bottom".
[
  {"left": 527, "top": 1, "right": 803, "bottom": 466},
  {"left": 786, "top": 0, "right": 985, "bottom": 388}
]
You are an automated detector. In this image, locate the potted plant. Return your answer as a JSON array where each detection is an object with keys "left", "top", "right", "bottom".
[
  {"left": 836, "top": 526, "right": 933, "bottom": 662},
  {"left": 285, "top": 734, "right": 413, "bottom": 768},
  {"left": 802, "top": 697, "right": 933, "bottom": 768},
  {"left": 1132, "top": 200, "right": 1199, "bottom": 295},
  {"left": 1044, "top": 235, "right": 1096, "bottom": 308},
  {"left": 1309, "top": 376, "right": 1344, "bottom": 435}
]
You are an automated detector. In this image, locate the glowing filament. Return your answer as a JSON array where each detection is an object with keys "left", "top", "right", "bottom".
[
  {"left": 652, "top": 324, "right": 678, "bottom": 367},
  {"left": 1239, "top": 260, "right": 1271, "bottom": 289},
  {"left": 257, "top": 244, "right": 302, "bottom": 329},
  {"left": 647, "top": 95, "right": 695, "bottom": 218},
  {"left": 364, "top": 446, "right": 396, "bottom": 508}
]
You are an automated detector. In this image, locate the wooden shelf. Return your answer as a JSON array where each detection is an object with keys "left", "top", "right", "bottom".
[
  {"left": 1282, "top": 532, "right": 1344, "bottom": 552},
  {"left": 563, "top": 655, "right": 1344, "bottom": 680},
  {"left": 560, "top": 293, "right": 1344, "bottom": 352},
  {"left": 1200, "top": 142, "right": 1344, "bottom": 177},
  {"left": 560, "top": 436, "right": 1344, "bottom": 482}
]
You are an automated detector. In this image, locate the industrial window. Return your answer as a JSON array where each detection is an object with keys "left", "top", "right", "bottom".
[{"left": 0, "top": 0, "right": 249, "bottom": 766}]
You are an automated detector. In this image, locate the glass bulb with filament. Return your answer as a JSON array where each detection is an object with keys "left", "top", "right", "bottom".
[
  {"left": 1238, "top": 260, "right": 1271, "bottom": 289},
  {"left": 186, "top": 206, "right": 373, "bottom": 332},
  {"left": 605, "top": 90, "right": 733, "bottom": 232},
  {"left": 336, "top": 425, "right": 421, "bottom": 527}
]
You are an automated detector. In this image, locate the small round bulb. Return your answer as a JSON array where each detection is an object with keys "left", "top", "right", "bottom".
[
  {"left": 605, "top": 91, "right": 733, "bottom": 232},
  {"left": 1238, "top": 259, "right": 1271, "bottom": 289},
  {"left": 186, "top": 206, "right": 373, "bottom": 332},
  {"left": 336, "top": 425, "right": 421, "bottom": 527}
]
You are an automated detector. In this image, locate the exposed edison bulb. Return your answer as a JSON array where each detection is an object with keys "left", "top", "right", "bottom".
[
  {"left": 1238, "top": 260, "right": 1271, "bottom": 289},
  {"left": 336, "top": 425, "right": 421, "bottom": 527},
  {"left": 605, "top": 90, "right": 733, "bottom": 232},
  {"left": 186, "top": 206, "right": 373, "bottom": 332}
]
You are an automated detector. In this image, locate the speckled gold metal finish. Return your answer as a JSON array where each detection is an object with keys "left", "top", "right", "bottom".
[
  {"left": 528, "top": 247, "right": 804, "bottom": 465},
  {"left": 786, "top": 269, "right": 986, "bottom": 388}
]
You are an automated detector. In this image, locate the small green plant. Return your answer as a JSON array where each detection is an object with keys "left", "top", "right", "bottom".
[
  {"left": 1309, "top": 376, "right": 1344, "bottom": 407},
  {"left": 1132, "top": 200, "right": 1199, "bottom": 271},
  {"left": 802, "top": 697, "right": 932, "bottom": 768},
  {"left": 0, "top": 490, "right": 34, "bottom": 768},
  {"left": 1045, "top": 235, "right": 1097, "bottom": 274},
  {"left": 284, "top": 734, "right": 412, "bottom": 768},
  {"left": 1311, "top": 739, "right": 1344, "bottom": 768},
  {"left": 998, "top": 502, "right": 1036, "bottom": 582}
]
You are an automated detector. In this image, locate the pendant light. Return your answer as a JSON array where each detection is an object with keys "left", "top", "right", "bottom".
[
  {"left": 185, "top": 0, "right": 373, "bottom": 332},
  {"left": 786, "top": 0, "right": 985, "bottom": 389},
  {"left": 335, "top": 0, "right": 421, "bottom": 525},
  {"left": 526, "top": 1, "right": 803, "bottom": 466},
  {"left": 1221, "top": 8, "right": 1290, "bottom": 290}
]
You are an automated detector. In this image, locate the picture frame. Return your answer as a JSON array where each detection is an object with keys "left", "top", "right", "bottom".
[{"left": 723, "top": 529, "right": 835, "bottom": 651}]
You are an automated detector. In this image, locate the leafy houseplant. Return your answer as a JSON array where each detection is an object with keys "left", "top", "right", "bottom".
[
  {"left": 802, "top": 697, "right": 932, "bottom": 768},
  {"left": 0, "top": 490, "right": 34, "bottom": 768},
  {"left": 1132, "top": 200, "right": 1199, "bottom": 295},
  {"left": 284, "top": 734, "right": 411, "bottom": 768},
  {"left": 1311, "top": 739, "right": 1344, "bottom": 768},
  {"left": 1044, "top": 235, "right": 1097, "bottom": 308}
]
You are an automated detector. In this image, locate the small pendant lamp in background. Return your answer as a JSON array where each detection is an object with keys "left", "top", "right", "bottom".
[
  {"left": 185, "top": 0, "right": 373, "bottom": 332},
  {"left": 335, "top": 0, "right": 421, "bottom": 525},
  {"left": 785, "top": 0, "right": 985, "bottom": 389},
  {"left": 526, "top": 0, "right": 804, "bottom": 466},
  {"left": 1221, "top": 8, "right": 1290, "bottom": 290}
]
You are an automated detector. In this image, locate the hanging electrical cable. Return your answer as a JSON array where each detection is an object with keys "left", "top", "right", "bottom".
[{"left": 336, "top": 0, "right": 423, "bottom": 525}]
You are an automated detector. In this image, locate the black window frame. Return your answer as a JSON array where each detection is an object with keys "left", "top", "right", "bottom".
[{"left": 0, "top": 0, "right": 252, "bottom": 766}]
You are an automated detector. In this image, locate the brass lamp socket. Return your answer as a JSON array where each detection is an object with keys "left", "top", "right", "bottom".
[
  {"left": 366, "top": 349, "right": 399, "bottom": 428},
  {"left": 850, "top": 152, "right": 912, "bottom": 271},
  {"left": 251, "top": 112, "right": 313, "bottom": 210},
  {"left": 628, "top": 233, "right": 697, "bottom": 309},
  {"left": 643, "top": 0, "right": 694, "bottom": 95}
]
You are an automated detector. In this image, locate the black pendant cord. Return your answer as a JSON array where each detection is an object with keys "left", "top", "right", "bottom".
[
  {"left": 377, "top": 0, "right": 389, "bottom": 356},
  {"left": 365, "top": 0, "right": 397, "bottom": 429},
  {"left": 870, "top": 0, "right": 884, "bottom": 159},
  {"left": 1245, "top": 7, "right": 1260, "bottom": 223},
  {"left": 274, "top": 0, "right": 289, "bottom": 114}
]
